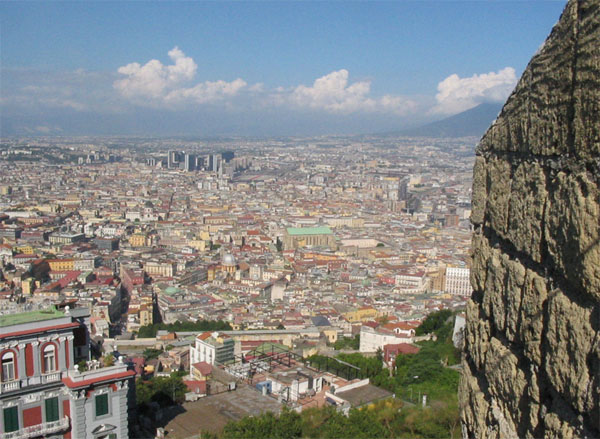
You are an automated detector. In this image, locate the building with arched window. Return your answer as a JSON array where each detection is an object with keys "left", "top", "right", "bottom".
[
  {"left": 0, "top": 307, "right": 135, "bottom": 438},
  {"left": 42, "top": 344, "right": 57, "bottom": 373},
  {"left": 1, "top": 352, "right": 15, "bottom": 383}
]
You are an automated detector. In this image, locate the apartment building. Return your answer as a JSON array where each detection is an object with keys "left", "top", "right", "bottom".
[{"left": 189, "top": 331, "right": 234, "bottom": 366}]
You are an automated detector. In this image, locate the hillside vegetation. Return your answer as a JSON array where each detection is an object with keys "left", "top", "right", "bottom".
[{"left": 213, "top": 310, "right": 462, "bottom": 438}]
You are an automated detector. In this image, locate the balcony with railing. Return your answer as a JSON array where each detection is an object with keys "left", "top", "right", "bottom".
[
  {"left": 0, "top": 380, "right": 20, "bottom": 394},
  {"left": 40, "top": 372, "right": 62, "bottom": 384},
  {"left": 0, "top": 416, "right": 69, "bottom": 439},
  {"left": 0, "top": 370, "right": 68, "bottom": 394}
]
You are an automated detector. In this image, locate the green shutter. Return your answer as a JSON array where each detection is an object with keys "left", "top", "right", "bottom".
[
  {"left": 95, "top": 394, "right": 108, "bottom": 417},
  {"left": 3, "top": 406, "right": 18, "bottom": 433},
  {"left": 45, "top": 397, "right": 59, "bottom": 422}
]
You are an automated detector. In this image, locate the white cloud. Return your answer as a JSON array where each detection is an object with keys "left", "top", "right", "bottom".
[
  {"left": 432, "top": 67, "right": 517, "bottom": 115},
  {"left": 114, "top": 47, "right": 197, "bottom": 100},
  {"left": 114, "top": 47, "right": 246, "bottom": 106},
  {"left": 284, "top": 69, "right": 415, "bottom": 115},
  {"left": 165, "top": 47, "right": 197, "bottom": 83},
  {"left": 114, "top": 54, "right": 414, "bottom": 115},
  {"left": 291, "top": 69, "right": 373, "bottom": 113},
  {"left": 165, "top": 78, "right": 247, "bottom": 105}
]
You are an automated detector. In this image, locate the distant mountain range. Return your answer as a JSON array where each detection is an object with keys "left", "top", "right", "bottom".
[{"left": 388, "top": 103, "right": 503, "bottom": 138}]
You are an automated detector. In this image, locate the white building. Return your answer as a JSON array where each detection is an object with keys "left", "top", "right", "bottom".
[
  {"left": 445, "top": 267, "right": 472, "bottom": 296},
  {"left": 394, "top": 271, "right": 429, "bottom": 294},
  {"left": 359, "top": 325, "right": 414, "bottom": 353},
  {"left": 189, "top": 331, "right": 235, "bottom": 366}
]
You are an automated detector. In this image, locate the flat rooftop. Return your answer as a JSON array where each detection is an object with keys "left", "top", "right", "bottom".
[
  {"left": 270, "top": 365, "right": 320, "bottom": 385},
  {"left": 336, "top": 384, "right": 394, "bottom": 407},
  {"left": 0, "top": 308, "right": 65, "bottom": 328},
  {"left": 161, "top": 385, "right": 283, "bottom": 438}
]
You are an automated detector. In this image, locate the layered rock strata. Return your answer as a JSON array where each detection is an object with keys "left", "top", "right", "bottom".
[{"left": 461, "top": 0, "right": 600, "bottom": 437}]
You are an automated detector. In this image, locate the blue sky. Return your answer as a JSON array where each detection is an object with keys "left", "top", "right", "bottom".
[{"left": 1, "top": 1, "right": 567, "bottom": 136}]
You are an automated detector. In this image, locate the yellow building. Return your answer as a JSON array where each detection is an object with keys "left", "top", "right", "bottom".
[
  {"left": 47, "top": 259, "right": 75, "bottom": 271},
  {"left": 303, "top": 252, "right": 339, "bottom": 262},
  {"left": 143, "top": 261, "right": 176, "bottom": 277},
  {"left": 188, "top": 239, "right": 207, "bottom": 251},
  {"left": 21, "top": 278, "right": 35, "bottom": 295},
  {"left": 207, "top": 265, "right": 217, "bottom": 281},
  {"left": 139, "top": 305, "right": 153, "bottom": 326},
  {"left": 129, "top": 234, "right": 149, "bottom": 247},
  {"left": 14, "top": 245, "right": 34, "bottom": 255},
  {"left": 322, "top": 328, "right": 339, "bottom": 343},
  {"left": 429, "top": 265, "right": 447, "bottom": 292},
  {"left": 343, "top": 307, "right": 379, "bottom": 323}
]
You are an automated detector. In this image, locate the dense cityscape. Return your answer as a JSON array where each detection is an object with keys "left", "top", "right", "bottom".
[
  {"left": 2, "top": 0, "right": 585, "bottom": 437},
  {"left": 0, "top": 135, "right": 473, "bottom": 437}
]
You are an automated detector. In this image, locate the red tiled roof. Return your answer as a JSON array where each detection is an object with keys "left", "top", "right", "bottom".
[
  {"left": 383, "top": 322, "right": 417, "bottom": 331},
  {"left": 184, "top": 379, "right": 207, "bottom": 394},
  {"left": 192, "top": 361, "right": 212, "bottom": 376},
  {"left": 197, "top": 332, "right": 212, "bottom": 340}
]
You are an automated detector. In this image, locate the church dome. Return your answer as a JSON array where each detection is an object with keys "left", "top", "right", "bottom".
[{"left": 222, "top": 253, "right": 236, "bottom": 266}]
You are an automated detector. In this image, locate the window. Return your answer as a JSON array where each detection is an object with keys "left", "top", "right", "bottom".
[
  {"left": 42, "top": 345, "right": 56, "bottom": 373},
  {"left": 45, "top": 397, "right": 59, "bottom": 422},
  {"left": 1, "top": 352, "right": 15, "bottom": 382},
  {"left": 95, "top": 394, "right": 109, "bottom": 417},
  {"left": 3, "top": 407, "right": 18, "bottom": 433}
]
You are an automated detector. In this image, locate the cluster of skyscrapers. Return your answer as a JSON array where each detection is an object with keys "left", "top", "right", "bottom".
[{"left": 166, "top": 150, "right": 235, "bottom": 173}]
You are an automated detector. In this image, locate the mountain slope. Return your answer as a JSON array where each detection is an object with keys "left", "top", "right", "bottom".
[{"left": 396, "top": 103, "right": 502, "bottom": 138}]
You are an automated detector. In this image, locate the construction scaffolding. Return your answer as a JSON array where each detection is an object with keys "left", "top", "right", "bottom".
[{"left": 225, "top": 343, "right": 306, "bottom": 384}]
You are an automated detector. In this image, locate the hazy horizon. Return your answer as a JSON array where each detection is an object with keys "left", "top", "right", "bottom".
[{"left": 1, "top": 1, "right": 566, "bottom": 137}]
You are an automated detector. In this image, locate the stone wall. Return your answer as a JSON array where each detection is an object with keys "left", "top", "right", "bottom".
[{"left": 461, "top": 0, "right": 600, "bottom": 437}]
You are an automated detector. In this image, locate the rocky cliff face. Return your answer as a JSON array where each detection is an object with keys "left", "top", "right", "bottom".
[{"left": 461, "top": 0, "right": 600, "bottom": 437}]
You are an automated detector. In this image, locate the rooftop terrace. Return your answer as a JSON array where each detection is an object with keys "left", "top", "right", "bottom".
[{"left": 0, "top": 307, "right": 65, "bottom": 328}]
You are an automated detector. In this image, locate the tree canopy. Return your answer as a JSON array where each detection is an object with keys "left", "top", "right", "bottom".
[
  {"left": 136, "top": 374, "right": 187, "bottom": 412},
  {"left": 220, "top": 398, "right": 461, "bottom": 439},
  {"left": 415, "top": 309, "right": 453, "bottom": 336},
  {"left": 137, "top": 319, "right": 232, "bottom": 338}
]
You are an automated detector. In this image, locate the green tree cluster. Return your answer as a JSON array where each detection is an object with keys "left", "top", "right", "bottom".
[
  {"left": 141, "top": 348, "right": 163, "bottom": 360},
  {"left": 223, "top": 405, "right": 391, "bottom": 439},
  {"left": 414, "top": 309, "right": 453, "bottom": 336},
  {"left": 137, "top": 320, "right": 232, "bottom": 338},
  {"left": 136, "top": 374, "right": 187, "bottom": 412},
  {"left": 394, "top": 315, "right": 460, "bottom": 403},
  {"left": 220, "top": 398, "right": 460, "bottom": 439},
  {"left": 331, "top": 334, "right": 360, "bottom": 350}
]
